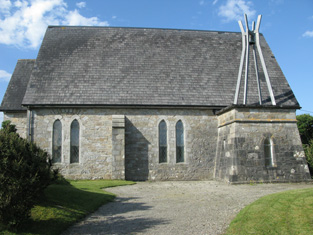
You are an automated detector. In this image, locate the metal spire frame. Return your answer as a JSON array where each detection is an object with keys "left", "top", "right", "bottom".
[{"left": 234, "top": 14, "right": 276, "bottom": 105}]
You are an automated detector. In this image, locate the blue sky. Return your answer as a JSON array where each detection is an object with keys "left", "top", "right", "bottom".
[{"left": 0, "top": 0, "right": 313, "bottom": 124}]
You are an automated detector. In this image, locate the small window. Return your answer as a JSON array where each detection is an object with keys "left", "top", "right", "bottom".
[
  {"left": 70, "top": 120, "right": 80, "bottom": 163},
  {"left": 264, "top": 138, "right": 274, "bottom": 167},
  {"left": 159, "top": 120, "right": 167, "bottom": 163},
  {"left": 52, "top": 120, "right": 62, "bottom": 163},
  {"left": 176, "top": 120, "right": 184, "bottom": 163}
]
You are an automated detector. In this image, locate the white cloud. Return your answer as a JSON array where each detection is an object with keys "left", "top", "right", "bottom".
[
  {"left": 0, "top": 0, "right": 109, "bottom": 49},
  {"left": 0, "top": 69, "right": 12, "bottom": 82},
  {"left": 303, "top": 30, "right": 313, "bottom": 38},
  {"left": 0, "top": 0, "right": 12, "bottom": 14},
  {"left": 213, "top": 0, "right": 219, "bottom": 5},
  {"left": 218, "top": 0, "right": 256, "bottom": 22},
  {"left": 14, "top": 0, "right": 23, "bottom": 7},
  {"left": 63, "top": 9, "right": 109, "bottom": 26},
  {"left": 76, "top": 1, "right": 86, "bottom": 8}
]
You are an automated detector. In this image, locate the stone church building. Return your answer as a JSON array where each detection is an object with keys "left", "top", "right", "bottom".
[{"left": 0, "top": 23, "right": 311, "bottom": 183}]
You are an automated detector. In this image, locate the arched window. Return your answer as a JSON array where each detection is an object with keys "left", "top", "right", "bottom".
[
  {"left": 176, "top": 120, "right": 184, "bottom": 163},
  {"left": 52, "top": 120, "right": 62, "bottom": 163},
  {"left": 159, "top": 120, "right": 167, "bottom": 163},
  {"left": 264, "top": 138, "right": 274, "bottom": 167},
  {"left": 70, "top": 120, "right": 80, "bottom": 163}
]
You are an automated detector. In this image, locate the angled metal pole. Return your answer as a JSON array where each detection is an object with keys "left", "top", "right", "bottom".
[
  {"left": 243, "top": 14, "right": 250, "bottom": 105},
  {"left": 254, "top": 15, "right": 276, "bottom": 105},
  {"left": 252, "top": 21, "right": 262, "bottom": 104},
  {"left": 234, "top": 21, "right": 246, "bottom": 104}
]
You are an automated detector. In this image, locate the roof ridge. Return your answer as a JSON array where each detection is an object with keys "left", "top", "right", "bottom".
[{"left": 47, "top": 25, "right": 240, "bottom": 34}]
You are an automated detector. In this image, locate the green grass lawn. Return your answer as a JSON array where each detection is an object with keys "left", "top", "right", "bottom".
[
  {"left": 0, "top": 179, "right": 134, "bottom": 235},
  {"left": 225, "top": 187, "right": 313, "bottom": 235}
]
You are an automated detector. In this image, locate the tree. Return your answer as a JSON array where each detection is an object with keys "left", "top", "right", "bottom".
[
  {"left": 297, "top": 114, "right": 313, "bottom": 176},
  {"left": 296, "top": 114, "right": 313, "bottom": 145},
  {"left": 0, "top": 121, "right": 55, "bottom": 227},
  {"left": 303, "top": 140, "right": 313, "bottom": 174}
]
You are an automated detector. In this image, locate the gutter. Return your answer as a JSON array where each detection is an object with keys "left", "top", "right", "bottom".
[
  {"left": 216, "top": 104, "right": 301, "bottom": 116},
  {"left": 22, "top": 104, "right": 226, "bottom": 111}
]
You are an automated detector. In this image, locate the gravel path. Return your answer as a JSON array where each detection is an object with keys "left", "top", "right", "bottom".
[{"left": 63, "top": 181, "right": 313, "bottom": 235}]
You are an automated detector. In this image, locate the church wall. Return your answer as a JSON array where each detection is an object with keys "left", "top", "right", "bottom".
[
  {"left": 124, "top": 109, "right": 217, "bottom": 181},
  {"left": 215, "top": 108, "right": 311, "bottom": 183},
  {"left": 3, "top": 107, "right": 311, "bottom": 183},
  {"left": 32, "top": 109, "right": 113, "bottom": 179},
  {"left": 30, "top": 108, "right": 217, "bottom": 180},
  {"left": 3, "top": 112, "right": 27, "bottom": 138}
]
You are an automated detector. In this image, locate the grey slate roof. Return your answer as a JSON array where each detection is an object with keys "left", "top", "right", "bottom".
[
  {"left": 0, "top": 59, "right": 35, "bottom": 111},
  {"left": 15, "top": 27, "right": 299, "bottom": 108}
]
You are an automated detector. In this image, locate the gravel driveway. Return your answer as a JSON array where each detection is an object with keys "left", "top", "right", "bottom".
[{"left": 63, "top": 181, "right": 312, "bottom": 235}]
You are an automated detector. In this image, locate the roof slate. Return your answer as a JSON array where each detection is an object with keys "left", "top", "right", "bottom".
[
  {"left": 10, "top": 27, "right": 300, "bottom": 108},
  {"left": 0, "top": 59, "right": 35, "bottom": 111}
]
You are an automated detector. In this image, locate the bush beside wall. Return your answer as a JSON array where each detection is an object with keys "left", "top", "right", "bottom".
[{"left": 0, "top": 121, "right": 55, "bottom": 227}]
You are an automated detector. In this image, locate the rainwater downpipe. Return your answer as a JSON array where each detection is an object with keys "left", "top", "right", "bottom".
[{"left": 28, "top": 109, "right": 33, "bottom": 142}]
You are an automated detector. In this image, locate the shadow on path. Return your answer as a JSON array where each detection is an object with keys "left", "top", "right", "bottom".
[{"left": 64, "top": 196, "right": 169, "bottom": 234}]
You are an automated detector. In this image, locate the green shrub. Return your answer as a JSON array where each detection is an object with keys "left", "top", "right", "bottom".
[
  {"left": 296, "top": 114, "right": 313, "bottom": 176},
  {"left": 0, "top": 121, "right": 55, "bottom": 227},
  {"left": 296, "top": 114, "right": 313, "bottom": 145},
  {"left": 303, "top": 140, "right": 313, "bottom": 175}
]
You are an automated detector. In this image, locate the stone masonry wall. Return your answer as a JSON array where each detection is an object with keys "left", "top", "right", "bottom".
[
  {"left": 125, "top": 109, "right": 217, "bottom": 181},
  {"left": 32, "top": 109, "right": 113, "bottom": 179},
  {"left": 112, "top": 115, "right": 125, "bottom": 180},
  {"left": 3, "top": 107, "right": 311, "bottom": 183},
  {"left": 215, "top": 107, "right": 311, "bottom": 183},
  {"left": 3, "top": 112, "right": 27, "bottom": 138},
  {"left": 29, "top": 108, "right": 217, "bottom": 180}
]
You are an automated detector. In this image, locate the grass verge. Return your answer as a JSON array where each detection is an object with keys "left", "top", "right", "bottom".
[
  {"left": 1, "top": 179, "right": 135, "bottom": 235},
  {"left": 225, "top": 187, "right": 313, "bottom": 235}
]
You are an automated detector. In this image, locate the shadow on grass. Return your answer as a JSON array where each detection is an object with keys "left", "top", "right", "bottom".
[
  {"left": 4, "top": 182, "right": 116, "bottom": 235},
  {"left": 63, "top": 197, "right": 169, "bottom": 235},
  {"left": 4, "top": 181, "right": 167, "bottom": 235}
]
